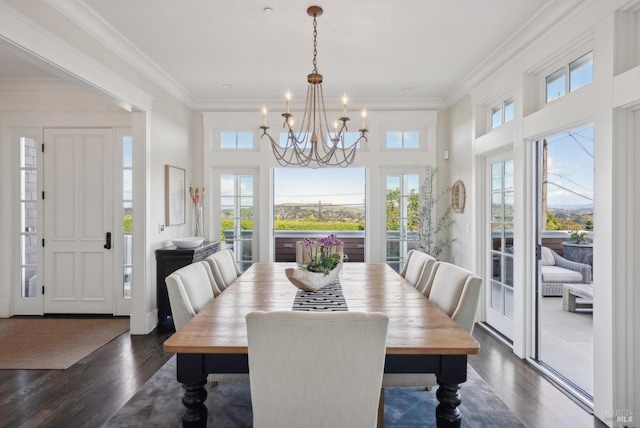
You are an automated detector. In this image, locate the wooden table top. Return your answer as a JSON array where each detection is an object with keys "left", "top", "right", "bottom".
[{"left": 163, "top": 262, "right": 480, "bottom": 356}]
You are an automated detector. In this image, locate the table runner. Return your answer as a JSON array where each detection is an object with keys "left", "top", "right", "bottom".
[{"left": 292, "top": 279, "right": 348, "bottom": 311}]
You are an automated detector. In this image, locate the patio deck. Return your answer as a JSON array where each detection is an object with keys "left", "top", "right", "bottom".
[{"left": 539, "top": 294, "right": 593, "bottom": 397}]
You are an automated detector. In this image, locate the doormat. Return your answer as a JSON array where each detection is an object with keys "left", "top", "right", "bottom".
[{"left": 0, "top": 317, "right": 130, "bottom": 369}]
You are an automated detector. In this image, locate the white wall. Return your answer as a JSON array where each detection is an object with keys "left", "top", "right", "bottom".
[
  {"left": 0, "top": 3, "right": 198, "bottom": 334},
  {"left": 446, "top": 96, "right": 474, "bottom": 270},
  {"left": 448, "top": 1, "right": 640, "bottom": 425}
]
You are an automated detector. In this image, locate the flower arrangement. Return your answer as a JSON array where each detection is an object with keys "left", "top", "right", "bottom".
[
  {"left": 189, "top": 184, "right": 205, "bottom": 237},
  {"left": 301, "top": 234, "right": 343, "bottom": 275}
]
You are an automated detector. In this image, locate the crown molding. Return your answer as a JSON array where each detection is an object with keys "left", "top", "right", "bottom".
[
  {"left": 0, "top": 1, "right": 153, "bottom": 112},
  {"left": 192, "top": 96, "right": 447, "bottom": 112},
  {"left": 45, "top": 0, "right": 195, "bottom": 108},
  {"left": 445, "top": 0, "right": 588, "bottom": 107}
]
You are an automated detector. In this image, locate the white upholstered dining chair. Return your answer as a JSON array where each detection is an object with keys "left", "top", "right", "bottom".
[
  {"left": 379, "top": 261, "right": 482, "bottom": 426},
  {"left": 422, "top": 261, "right": 483, "bottom": 333},
  {"left": 166, "top": 260, "right": 248, "bottom": 384},
  {"left": 246, "top": 310, "right": 389, "bottom": 428},
  {"left": 204, "top": 248, "right": 242, "bottom": 292},
  {"left": 165, "top": 261, "right": 219, "bottom": 331},
  {"left": 399, "top": 249, "right": 436, "bottom": 293}
]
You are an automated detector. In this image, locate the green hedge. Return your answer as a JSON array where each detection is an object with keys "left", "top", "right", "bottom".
[
  {"left": 221, "top": 219, "right": 363, "bottom": 231},
  {"left": 274, "top": 220, "right": 363, "bottom": 230},
  {"left": 124, "top": 214, "right": 132, "bottom": 233}
]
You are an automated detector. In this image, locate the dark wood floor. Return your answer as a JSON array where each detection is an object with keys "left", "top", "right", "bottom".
[
  {"left": 0, "top": 325, "right": 173, "bottom": 428},
  {"left": 469, "top": 326, "right": 607, "bottom": 428},
  {"left": 0, "top": 322, "right": 606, "bottom": 428}
]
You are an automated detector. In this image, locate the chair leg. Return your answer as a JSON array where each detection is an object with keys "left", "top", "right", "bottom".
[
  {"left": 425, "top": 386, "right": 432, "bottom": 391},
  {"left": 377, "top": 387, "right": 385, "bottom": 428}
]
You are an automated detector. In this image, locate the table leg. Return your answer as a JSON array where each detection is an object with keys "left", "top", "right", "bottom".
[
  {"left": 435, "top": 354, "right": 466, "bottom": 428},
  {"left": 563, "top": 287, "right": 576, "bottom": 311},
  {"left": 177, "top": 353, "right": 208, "bottom": 427},
  {"left": 435, "top": 379, "right": 462, "bottom": 428},
  {"left": 181, "top": 380, "right": 208, "bottom": 427}
]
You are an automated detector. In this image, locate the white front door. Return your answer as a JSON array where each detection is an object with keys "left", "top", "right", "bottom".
[{"left": 43, "top": 128, "right": 115, "bottom": 314}]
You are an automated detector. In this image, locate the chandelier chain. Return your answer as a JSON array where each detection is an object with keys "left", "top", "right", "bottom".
[{"left": 312, "top": 14, "right": 318, "bottom": 74}]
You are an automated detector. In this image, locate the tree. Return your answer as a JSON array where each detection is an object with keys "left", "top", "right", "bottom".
[
  {"left": 386, "top": 188, "right": 401, "bottom": 230},
  {"left": 414, "top": 168, "right": 456, "bottom": 260}
]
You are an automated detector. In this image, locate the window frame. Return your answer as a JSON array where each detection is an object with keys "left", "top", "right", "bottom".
[
  {"left": 382, "top": 167, "right": 427, "bottom": 273},
  {"left": 215, "top": 169, "right": 258, "bottom": 272},
  {"left": 545, "top": 50, "right": 593, "bottom": 104},
  {"left": 383, "top": 130, "right": 423, "bottom": 150},
  {"left": 220, "top": 131, "right": 255, "bottom": 150},
  {"left": 490, "top": 98, "right": 515, "bottom": 129}
]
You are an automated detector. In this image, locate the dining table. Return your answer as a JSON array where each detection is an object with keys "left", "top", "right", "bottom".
[{"left": 163, "top": 262, "right": 480, "bottom": 427}]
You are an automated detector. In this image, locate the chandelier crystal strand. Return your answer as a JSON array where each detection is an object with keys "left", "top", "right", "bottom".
[{"left": 260, "top": 6, "right": 367, "bottom": 168}]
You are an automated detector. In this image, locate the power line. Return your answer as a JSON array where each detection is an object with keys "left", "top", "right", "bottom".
[
  {"left": 547, "top": 172, "right": 592, "bottom": 193},
  {"left": 545, "top": 181, "right": 593, "bottom": 201}
]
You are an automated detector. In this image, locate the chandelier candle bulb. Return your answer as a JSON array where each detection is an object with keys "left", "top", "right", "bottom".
[
  {"left": 361, "top": 109, "right": 367, "bottom": 129},
  {"left": 342, "top": 94, "right": 348, "bottom": 117},
  {"left": 286, "top": 91, "right": 291, "bottom": 113},
  {"left": 262, "top": 106, "right": 267, "bottom": 127}
]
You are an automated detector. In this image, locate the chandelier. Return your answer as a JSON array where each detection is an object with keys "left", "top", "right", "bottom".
[{"left": 260, "top": 6, "right": 368, "bottom": 168}]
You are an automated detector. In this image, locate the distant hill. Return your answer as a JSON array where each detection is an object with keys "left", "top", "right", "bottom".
[
  {"left": 548, "top": 204, "right": 593, "bottom": 212},
  {"left": 274, "top": 202, "right": 365, "bottom": 223}
]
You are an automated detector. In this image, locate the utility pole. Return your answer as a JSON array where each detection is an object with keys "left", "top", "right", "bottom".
[{"left": 542, "top": 139, "right": 548, "bottom": 231}]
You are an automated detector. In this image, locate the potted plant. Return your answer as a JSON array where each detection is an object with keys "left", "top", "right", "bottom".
[
  {"left": 286, "top": 234, "right": 343, "bottom": 291},
  {"left": 562, "top": 229, "right": 593, "bottom": 266}
]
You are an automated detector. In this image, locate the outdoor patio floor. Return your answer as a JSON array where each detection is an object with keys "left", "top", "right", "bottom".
[{"left": 539, "top": 294, "right": 593, "bottom": 397}]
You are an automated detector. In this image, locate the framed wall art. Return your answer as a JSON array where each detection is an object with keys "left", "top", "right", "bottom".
[{"left": 165, "top": 165, "right": 186, "bottom": 225}]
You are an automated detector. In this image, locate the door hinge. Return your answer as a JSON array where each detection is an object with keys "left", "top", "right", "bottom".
[
  {"left": 42, "top": 238, "right": 45, "bottom": 247},
  {"left": 41, "top": 143, "right": 44, "bottom": 153},
  {"left": 42, "top": 285, "right": 45, "bottom": 295}
]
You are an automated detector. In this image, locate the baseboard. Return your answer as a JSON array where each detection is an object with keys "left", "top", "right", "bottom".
[
  {"left": 130, "top": 309, "right": 158, "bottom": 335},
  {"left": 476, "top": 322, "right": 513, "bottom": 349},
  {"left": 0, "top": 298, "right": 11, "bottom": 318}
]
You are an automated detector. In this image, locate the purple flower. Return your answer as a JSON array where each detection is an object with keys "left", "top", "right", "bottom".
[{"left": 302, "top": 233, "right": 343, "bottom": 274}]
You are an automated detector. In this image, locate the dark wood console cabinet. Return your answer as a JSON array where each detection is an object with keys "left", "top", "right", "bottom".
[{"left": 155, "top": 241, "right": 220, "bottom": 329}]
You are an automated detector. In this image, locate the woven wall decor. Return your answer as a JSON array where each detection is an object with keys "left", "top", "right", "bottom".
[{"left": 451, "top": 180, "right": 466, "bottom": 213}]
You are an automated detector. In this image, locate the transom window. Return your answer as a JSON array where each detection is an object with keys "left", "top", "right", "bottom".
[
  {"left": 386, "top": 131, "right": 420, "bottom": 149},
  {"left": 490, "top": 99, "right": 515, "bottom": 129},
  {"left": 546, "top": 51, "right": 593, "bottom": 103},
  {"left": 221, "top": 132, "right": 253, "bottom": 149}
]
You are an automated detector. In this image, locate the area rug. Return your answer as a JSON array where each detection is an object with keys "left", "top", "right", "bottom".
[
  {"left": 105, "top": 356, "right": 524, "bottom": 427},
  {"left": 0, "top": 317, "right": 130, "bottom": 369}
]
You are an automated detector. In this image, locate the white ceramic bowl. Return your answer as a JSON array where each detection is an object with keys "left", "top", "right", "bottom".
[{"left": 172, "top": 237, "right": 204, "bottom": 249}]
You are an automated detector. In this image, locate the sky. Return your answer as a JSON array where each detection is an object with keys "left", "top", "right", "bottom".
[
  {"left": 273, "top": 167, "right": 366, "bottom": 206},
  {"left": 545, "top": 124, "right": 593, "bottom": 208}
]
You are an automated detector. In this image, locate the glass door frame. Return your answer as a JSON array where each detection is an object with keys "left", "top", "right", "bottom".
[{"left": 484, "top": 151, "right": 515, "bottom": 340}]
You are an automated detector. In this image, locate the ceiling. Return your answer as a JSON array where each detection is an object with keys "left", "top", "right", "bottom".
[{"left": 0, "top": 0, "right": 564, "bottom": 109}]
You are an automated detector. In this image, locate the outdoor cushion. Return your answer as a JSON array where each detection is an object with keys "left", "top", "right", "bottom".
[
  {"left": 541, "top": 265, "right": 583, "bottom": 283},
  {"left": 540, "top": 246, "right": 555, "bottom": 266}
]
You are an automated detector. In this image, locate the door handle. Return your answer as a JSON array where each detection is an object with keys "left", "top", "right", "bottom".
[{"left": 104, "top": 232, "right": 112, "bottom": 250}]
